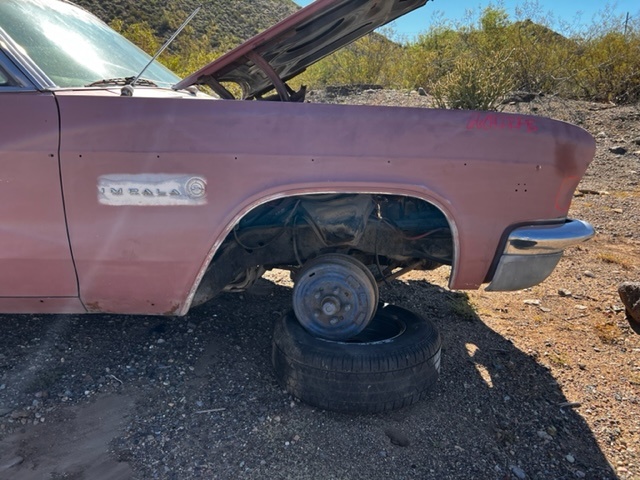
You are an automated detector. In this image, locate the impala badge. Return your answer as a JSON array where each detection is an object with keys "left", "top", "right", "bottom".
[{"left": 98, "top": 174, "right": 207, "bottom": 206}]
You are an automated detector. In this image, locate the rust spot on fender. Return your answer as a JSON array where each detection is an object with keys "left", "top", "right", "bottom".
[
  {"left": 555, "top": 175, "right": 580, "bottom": 212},
  {"left": 85, "top": 301, "right": 102, "bottom": 313},
  {"left": 164, "top": 304, "right": 180, "bottom": 316},
  {"left": 554, "top": 142, "right": 579, "bottom": 177}
]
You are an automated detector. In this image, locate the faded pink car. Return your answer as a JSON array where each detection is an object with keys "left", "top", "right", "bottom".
[{"left": 0, "top": 0, "right": 594, "bottom": 336}]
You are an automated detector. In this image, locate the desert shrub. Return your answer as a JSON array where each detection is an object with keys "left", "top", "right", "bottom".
[
  {"left": 572, "top": 31, "right": 640, "bottom": 103},
  {"left": 403, "top": 26, "right": 461, "bottom": 90},
  {"left": 424, "top": 7, "right": 516, "bottom": 110},
  {"left": 503, "top": 19, "right": 576, "bottom": 94},
  {"left": 431, "top": 51, "right": 515, "bottom": 110},
  {"left": 299, "top": 30, "right": 406, "bottom": 88},
  {"left": 406, "top": 5, "right": 640, "bottom": 106}
]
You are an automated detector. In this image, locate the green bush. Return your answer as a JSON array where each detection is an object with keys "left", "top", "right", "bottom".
[
  {"left": 572, "top": 31, "right": 640, "bottom": 103},
  {"left": 298, "top": 30, "right": 406, "bottom": 88},
  {"left": 431, "top": 53, "right": 515, "bottom": 110}
]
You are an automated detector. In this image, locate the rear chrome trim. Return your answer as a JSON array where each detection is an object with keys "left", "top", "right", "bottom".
[
  {"left": 486, "top": 253, "right": 563, "bottom": 291},
  {"left": 503, "top": 219, "right": 595, "bottom": 255},
  {"left": 486, "top": 219, "right": 595, "bottom": 291}
]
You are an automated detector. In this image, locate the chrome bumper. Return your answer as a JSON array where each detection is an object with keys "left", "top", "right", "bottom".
[{"left": 486, "top": 219, "right": 595, "bottom": 291}]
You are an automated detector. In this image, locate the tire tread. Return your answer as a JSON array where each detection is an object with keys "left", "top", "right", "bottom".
[{"left": 272, "top": 305, "right": 441, "bottom": 413}]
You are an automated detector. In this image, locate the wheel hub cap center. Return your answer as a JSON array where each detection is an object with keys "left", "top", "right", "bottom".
[{"left": 321, "top": 296, "right": 341, "bottom": 316}]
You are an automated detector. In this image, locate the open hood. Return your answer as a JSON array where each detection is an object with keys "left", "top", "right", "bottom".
[{"left": 175, "top": 0, "right": 429, "bottom": 100}]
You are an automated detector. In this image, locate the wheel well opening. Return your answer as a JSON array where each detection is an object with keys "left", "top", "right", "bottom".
[{"left": 191, "top": 193, "right": 455, "bottom": 308}]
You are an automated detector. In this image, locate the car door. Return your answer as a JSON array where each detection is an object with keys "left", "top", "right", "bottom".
[{"left": 0, "top": 54, "right": 78, "bottom": 298}]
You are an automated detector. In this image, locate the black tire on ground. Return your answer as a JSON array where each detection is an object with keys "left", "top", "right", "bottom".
[{"left": 272, "top": 304, "right": 442, "bottom": 413}]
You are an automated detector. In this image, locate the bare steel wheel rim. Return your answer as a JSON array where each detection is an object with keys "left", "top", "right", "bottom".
[{"left": 292, "top": 254, "right": 379, "bottom": 340}]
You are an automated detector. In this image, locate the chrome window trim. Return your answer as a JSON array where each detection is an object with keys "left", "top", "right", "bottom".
[
  {"left": 0, "top": 27, "right": 56, "bottom": 91},
  {"left": 0, "top": 54, "right": 36, "bottom": 91}
]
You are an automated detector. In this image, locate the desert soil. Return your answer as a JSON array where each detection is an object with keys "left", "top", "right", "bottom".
[{"left": 0, "top": 90, "right": 639, "bottom": 480}]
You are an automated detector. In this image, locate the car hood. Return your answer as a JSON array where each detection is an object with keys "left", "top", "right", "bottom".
[{"left": 175, "top": 0, "right": 429, "bottom": 98}]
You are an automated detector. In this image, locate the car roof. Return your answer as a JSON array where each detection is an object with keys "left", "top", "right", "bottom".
[{"left": 174, "top": 0, "right": 429, "bottom": 98}]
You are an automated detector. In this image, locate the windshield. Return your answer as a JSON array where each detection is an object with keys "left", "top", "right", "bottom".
[{"left": 0, "top": 0, "right": 180, "bottom": 88}]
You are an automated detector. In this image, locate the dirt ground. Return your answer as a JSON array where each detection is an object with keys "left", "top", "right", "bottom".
[{"left": 0, "top": 91, "right": 639, "bottom": 480}]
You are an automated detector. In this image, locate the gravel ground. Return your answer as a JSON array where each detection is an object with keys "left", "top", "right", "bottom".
[{"left": 1, "top": 90, "right": 639, "bottom": 480}]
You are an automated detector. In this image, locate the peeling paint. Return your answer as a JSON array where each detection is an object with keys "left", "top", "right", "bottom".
[{"left": 98, "top": 174, "right": 207, "bottom": 206}]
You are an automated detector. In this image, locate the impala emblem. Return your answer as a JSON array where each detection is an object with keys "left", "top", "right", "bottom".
[{"left": 98, "top": 174, "right": 208, "bottom": 206}]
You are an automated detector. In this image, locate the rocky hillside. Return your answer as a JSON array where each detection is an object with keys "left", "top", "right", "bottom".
[{"left": 74, "top": 0, "right": 299, "bottom": 46}]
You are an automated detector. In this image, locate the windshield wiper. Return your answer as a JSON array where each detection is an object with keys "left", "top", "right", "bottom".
[{"left": 86, "top": 77, "right": 158, "bottom": 87}]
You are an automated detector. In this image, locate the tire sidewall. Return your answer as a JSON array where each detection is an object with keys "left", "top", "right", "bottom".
[{"left": 275, "top": 304, "right": 441, "bottom": 365}]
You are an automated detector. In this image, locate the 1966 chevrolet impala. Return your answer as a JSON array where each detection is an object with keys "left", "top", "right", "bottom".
[{"left": 0, "top": 0, "right": 595, "bottom": 411}]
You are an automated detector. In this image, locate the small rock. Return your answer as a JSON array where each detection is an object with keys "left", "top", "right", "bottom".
[
  {"left": 539, "top": 307, "right": 551, "bottom": 313},
  {"left": 524, "top": 299, "right": 541, "bottom": 306},
  {"left": 618, "top": 282, "right": 640, "bottom": 321},
  {"left": 384, "top": 427, "right": 410, "bottom": 447},
  {"left": 575, "top": 305, "right": 588, "bottom": 310},
  {"left": 609, "top": 146, "right": 627, "bottom": 155},
  {"left": 583, "top": 271, "right": 596, "bottom": 278},
  {"left": 9, "top": 410, "right": 28, "bottom": 420},
  {"left": 632, "top": 137, "right": 640, "bottom": 146},
  {"left": 575, "top": 470, "right": 586, "bottom": 478},
  {"left": 417, "top": 87, "right": 427, "bottom": 96},
  {"left": 612, "top": 208, "right": 623, "bottom": 214},
  {"left": 566, "top": 454, "right": 575, "bottom": 463},
  {"left": 578, "top": 189, "right": 601, "bottom": 196},
  {"left": 537, "top": 430, "right": 553, "bottom": 441},
  {"left": 558, "top": 289, "right": 572, "bottom": 297},
  {"left": 510, "top": 465, "right": 526, "bottom": 479},
  {"left": 596, "top": 131, "right": 607, "bottom": 138}
]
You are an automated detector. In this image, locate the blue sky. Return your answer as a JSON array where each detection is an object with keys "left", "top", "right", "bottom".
[{"left": 293, "top": 1, "right": 640, "bottom": 40}]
